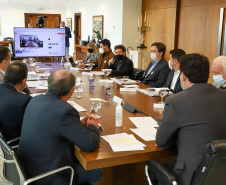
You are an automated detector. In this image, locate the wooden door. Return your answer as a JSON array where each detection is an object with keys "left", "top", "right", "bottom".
[
  {"left": 74, "top": 13, "right": 81, "bottom": 45},
  {"left": 24, "top": 13, "right": 61, "bottom": 28}
]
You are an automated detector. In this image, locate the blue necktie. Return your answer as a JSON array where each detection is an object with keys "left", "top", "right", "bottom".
[{"left": 145, "top": 61, "right": 155, "bottom": 78}]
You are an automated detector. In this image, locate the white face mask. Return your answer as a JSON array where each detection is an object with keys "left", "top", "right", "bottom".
[
  {"left": 213, "top": 75, "right": 225, "bottom": 85},
  {"left": 168, "top": 60, "right": 172, "bottom": 70},
  {"left": 150, "top": 53, "right": 158, "bottom": 61},
  {"left": 99, "top": 48, "right": 104, "bottom": 54}
]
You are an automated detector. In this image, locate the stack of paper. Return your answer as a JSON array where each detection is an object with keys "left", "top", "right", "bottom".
[
  {"left": 93, "top": 71, "right": 105, "bottom": 76},
  {"left": 67, "top": 101, "right": 87, "bottom": 112},
  {"left": 138, "top": 87, "right": 171, "bottom": 97},
  {"left": 111, "top": 78, "right": 140, "bottom": 85},
  {"left": 102, "top": 133, "right": 146, "bottom": 152},
  {"left": 129, "top": 117, "right": 159, "bottom": 141},
  {"left": 26, "top": 81, "right": 48, "bottom": 89},
  {"left": 27, "top": 71, "right": 41, "bottom": 81},
  {"left": 99, "top": 79, "right": 113, "bottom": 83}
]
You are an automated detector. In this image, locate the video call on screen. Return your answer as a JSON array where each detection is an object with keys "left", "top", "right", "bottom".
[{"left": 14, "top": 28, "right": 66, "bottom": 57}]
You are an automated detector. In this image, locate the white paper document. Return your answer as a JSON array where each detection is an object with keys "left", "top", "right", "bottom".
[
  {"left": 30, "top": 93, "right": 45, "bottom": 97},
  {"left": 129, "top": 117, "right": 159, "bottom": 128},
  {"left": 99, "top": 79, "right": 113, "bottom": 83},
  {"left": 93, "top": 71, "right": 105, "bottom": 76},
  {"left": 67, "top": 101, "right": 87, "bottom": 112},
  {"left": 138, "top": 87, "right": 171, "bottom": 97},
  {"left": 120, "top": 88, "right": 137, "bottom": 92},
  {"left": 38, "top": 73, "right": 50, "bottom": 77},
  {"left": 123, "top": 85, "right": 139, "bottom": 88},
  {"left": 130, "top": 127, "right": 157, "bottom": 141},
  {"left": 82, "top": 72, "right": 93, "bottom": 76},
  {"left": 153, "top": 103, "right": 165, "bottom": 109},
  {"left": 102, "top": 133, "right": 146, "bottom": 152},
  {"left": 112, "top": 78, "right": 140, "bottom": 85},
  {"left": 26, "top": 81, "right": 48, "bottom": 88},
  {"left": 70, "top": 67, "right": 80, "bottom": 71}
]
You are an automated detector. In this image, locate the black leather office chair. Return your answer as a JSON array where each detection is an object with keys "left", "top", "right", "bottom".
[
  {"left": 0, "top": 136, "right": 74, "bottom": 185},
  {"left": 133, "top": 68, "right": 144, "bottom": 80},
  {"left": 145, "top": 140, "right": 226, "bottom": 185}
]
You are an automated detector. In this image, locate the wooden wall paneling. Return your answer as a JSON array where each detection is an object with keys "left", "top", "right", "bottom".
[
  {"left": 143, "top": 0, "right": 177, "bottom": 10},
  {"left": 144, "top": 8, "right": 177, "bottom": 61},
  {"left": 177, "top": 2, "right": 225, "bottom": 83}
]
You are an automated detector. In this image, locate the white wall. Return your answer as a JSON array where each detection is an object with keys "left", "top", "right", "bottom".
[
  {"left": 122, "top": 0, "right": 142, "bottom": 54},
  {"left": 0, "top": 3, "right": 65, "bottom": 40},
  {"left": 65, "top": 0, "right": 123, "bottom": 56}
]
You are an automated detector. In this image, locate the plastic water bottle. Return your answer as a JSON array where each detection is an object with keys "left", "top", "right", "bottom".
[
  {"left": 104, "top": 82, "right": 111, "bottom": 97},
  {"left": 89, "top": 75, "right": 95, "bottom": 89},
  {"left": 115, "top": 102, "right": 123, "bottom": 127},
  {"left": 61, "top": 57, "right": 64, "bottom": 66}
]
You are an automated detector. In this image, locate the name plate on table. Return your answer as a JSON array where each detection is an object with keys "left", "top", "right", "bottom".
[{"left": 113, "top": 96, "right": 124, "bottom": 104}]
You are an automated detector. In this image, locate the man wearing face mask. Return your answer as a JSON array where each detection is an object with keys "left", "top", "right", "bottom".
[
  {"left": 0, "top": 63, "right": 31, "bottom": 141},
  {"left": 140, "top": 42, "right": 170, "bottom": 87},
  {"left": 212, "top": 56, "right": 226, "bottom": 90},
  {"left": 0, "top": 46, "right": 11, "bottom": 83},
  {"left": 107, "top": 45, "right": 133, "bottom": 78},
  {"left": 56, "top": 21, "right": 72, "bottom": 57},
  {"left": 148, "top": 54, "right": 226, "bottom": 185},
  {"left": 91, "top": 39, "right": 115, "bottom": 69},
  {"left": 164, "top": 49, "right": 186, "bottom": 93}
]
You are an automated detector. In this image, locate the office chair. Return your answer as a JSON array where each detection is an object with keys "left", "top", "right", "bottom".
[
  {"left": 0, "top": 136, "right": 74, "bottom": 185},
  {"left": 145, "top": 140, "right": 226, "bottom": 185}
]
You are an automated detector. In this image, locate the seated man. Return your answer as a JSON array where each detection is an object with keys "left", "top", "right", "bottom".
[
  {"left": 140, "top": 42, "right": 170, "bottom": 87},
  {"left": 151, "top": 54, "right": 226, "bottom": 185},
  {"left": 0, "top": 46, "right": 11, "bottom": 83},
  {"left": 17, "top": 70, "right": 102, "bottom": 185},
  {"left": 84, "top": 39, "right": 115, "bottom": 69},
  {"left": 107, "top": 44, "right": 134, "bottom": 79},
  {"left": 164, "top": 49, "right": 186, "bottom": 93},
  {"left": 212, "top": 56, "right": 226, "bottom": 89},
  {"left": 0, "top": 63, "right": 31, "bottom": 140}
]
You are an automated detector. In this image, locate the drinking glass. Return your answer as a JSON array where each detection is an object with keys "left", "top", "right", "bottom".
[
  {"left": 87, "top": 64, "right": 93, "bottom": 72},
  {"left": 90, "top": 100, "right": 102, "bottom": 118},
  {"left": 123, "top": 76, "right": 129, "bottom": 88},
  {"left": 44, "top": 69, "right": 49, "bottom": 79},
  {"left": 75, "top": 83, "right": 83, "bottom": 99},
  {"left": 158, "top": 90, "right": 168, "bottom": 104}
]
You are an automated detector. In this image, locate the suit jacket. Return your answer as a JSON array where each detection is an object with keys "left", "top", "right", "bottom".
[
  {"left": 107, "top": 56, "right": 134, "bottom": 79},
  {"left": 92, "top": 49, "right": 115, "bottom": 69},
  {"left": 56, "top": 26, "right": 72, "bottom": 47},
  {"left": 141, "top": 58, "right": 170, "bottom": 87},
  {"left": 164, "top": 70, "right": 183, "bottom": 93},
  {"left": 0, "top": 82, "right": 31, "bottom": 141},
  {"left": 17, "top": 92, "right": 100, "bottom": 185},
  {"left": 0, "top": 71, "right": 4, "bottom": 83},
  {"left": 156, "top": 83, "right": 226, "bottom": 185}
]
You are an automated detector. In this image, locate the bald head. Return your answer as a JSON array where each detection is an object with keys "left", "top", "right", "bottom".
[
  {"left": 212, "top": 56, "right": 226, "bottom": 80},
  {"left": 48, "top": 70, "right": 75, "bottom": 96}
]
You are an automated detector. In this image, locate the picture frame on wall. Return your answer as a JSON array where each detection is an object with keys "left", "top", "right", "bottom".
[
  {"left": 66, "top": 18, "right": 72, "bottom": 31},
  {"left": 93, "top": 15, "right": 103, "bottom": 39}
]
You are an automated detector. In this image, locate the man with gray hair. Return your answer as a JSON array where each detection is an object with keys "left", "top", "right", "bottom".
[
  {"left": 212, "top": 56, "right": 226, "bottom": 89},
  {"left": 17, "top": 70, "right": 102, "bottom": 185}
]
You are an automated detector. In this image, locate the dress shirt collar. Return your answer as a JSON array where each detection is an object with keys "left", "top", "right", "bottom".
[{"left": 0, "top": 69, "right": 5, "bottom": 76}]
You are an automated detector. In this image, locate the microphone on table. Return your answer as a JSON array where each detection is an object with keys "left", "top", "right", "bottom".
[{"left": 123, "top": 103, "right": 161, "bottom": 122}]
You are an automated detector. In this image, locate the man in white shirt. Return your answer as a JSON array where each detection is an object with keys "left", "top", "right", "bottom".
[
  {"left": 0, "top": 46, "right": 11, "bottom": 83},
  {"left": 212, "top": 56, "right": 226, "bottom": 90},
  {"left": 164, "top": 49, "right": 186, "bottom": 93}
]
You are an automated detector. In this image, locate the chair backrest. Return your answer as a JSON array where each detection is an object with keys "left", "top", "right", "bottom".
[
  {"left": 133, "top": 68, "right": 144, "bottom": 80},
  {"left": 191, "top": 140, "right": 226, "bottom": 185},
  {"left": 0, "top": 136, "right": 26, "bottom": 185}
]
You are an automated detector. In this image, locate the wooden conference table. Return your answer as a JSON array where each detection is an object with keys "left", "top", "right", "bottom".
[{"left": 28, "top": 62, "right": 177, "bottom": 185}]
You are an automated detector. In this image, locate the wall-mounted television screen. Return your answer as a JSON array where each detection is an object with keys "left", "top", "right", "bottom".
[{"left": 14, "top": 27, "right": 66, "bottom": 57}]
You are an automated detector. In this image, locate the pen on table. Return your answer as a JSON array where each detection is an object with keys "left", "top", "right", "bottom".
[{"left": 98, "top": 123, "right": 104, "bottom": 130}]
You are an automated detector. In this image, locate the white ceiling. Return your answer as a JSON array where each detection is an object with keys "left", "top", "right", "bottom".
[{"left": 0, "top": 0, "right": 79, "bottom": 6}]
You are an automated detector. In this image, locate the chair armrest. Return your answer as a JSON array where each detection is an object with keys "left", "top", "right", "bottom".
[
  {"left": 146, "top": 160, "right": 177, "bottom": 184},
  {"left": 24, "top": 166, "right": 74, "bottom": 185}
]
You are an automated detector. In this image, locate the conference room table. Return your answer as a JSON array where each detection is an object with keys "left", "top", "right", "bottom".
[{"left": 27, "top": 62, "right": 177, "bottom": 185}]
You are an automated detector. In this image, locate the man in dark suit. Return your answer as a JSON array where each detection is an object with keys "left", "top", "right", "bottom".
[
  {"left": 140, "top": 42, "right": 170, "bottom": 87},
  {"left": 107, "top": 44, "right": 134, "bottom": 79},
  {"left": 0, "top": 63, "right": 31, "bottom": 141},
  {"left": 149, "top": 54, "right": 226, "bottom": 185},
  {"left": 0, "top": 46, "right": 11, "bottom": 83},
  {"left": 57, "top": 21, "right": 72, "bottom": 57},
  {"left": 17, "top": 70, "right": 102, "bottom": 185},
  {"left": 164, "top": 49, "right": 186, "bottom": 93}
]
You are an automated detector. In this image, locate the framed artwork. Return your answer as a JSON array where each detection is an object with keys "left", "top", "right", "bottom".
[
  {"left": 93, "top": 15, "right": 103, "bottom": 39},
  {"left": 66, "top": 18, "right": 72, "bottom": 30}
]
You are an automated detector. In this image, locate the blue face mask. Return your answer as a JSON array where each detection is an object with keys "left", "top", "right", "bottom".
[{"left": 213, "top": 75, "right": 225, "bottom": 85}]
